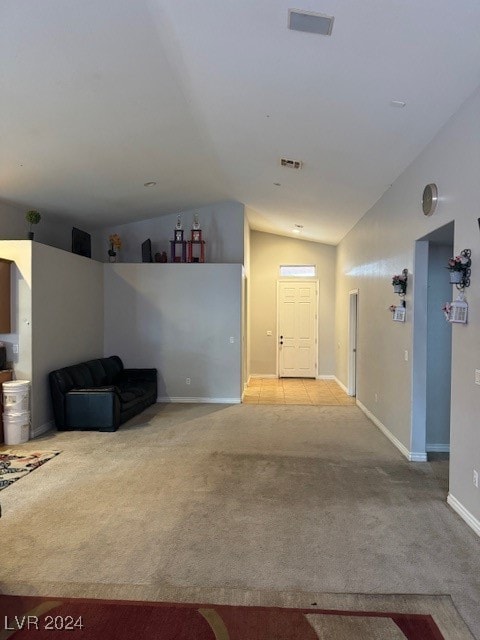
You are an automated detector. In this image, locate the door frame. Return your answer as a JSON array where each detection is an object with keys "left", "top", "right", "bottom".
[
  {"left": 348, "top": 289, "right": 358, "bottom": 396},
  {"left": 276, "top": 279, "right": 319, "bottom": 378}
]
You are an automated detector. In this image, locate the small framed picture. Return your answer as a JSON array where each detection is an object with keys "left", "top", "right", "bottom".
[
  {"left": 192, "top": 229, "right": 202, "bottom": 242},
  {"left": 175, "top": 229, "right": 184, "bottom": 242}
]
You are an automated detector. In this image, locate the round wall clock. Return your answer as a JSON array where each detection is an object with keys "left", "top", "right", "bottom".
[{"left": 422, "top": 183, "right": 438, "bottom": 216}]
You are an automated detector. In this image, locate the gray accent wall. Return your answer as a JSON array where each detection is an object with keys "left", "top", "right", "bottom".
[
  {"left": 103, "top": 263, "right": 243, "bottom": 401},
  {"left": 335, "top": 84, "right": 480, "bottom": 525}
]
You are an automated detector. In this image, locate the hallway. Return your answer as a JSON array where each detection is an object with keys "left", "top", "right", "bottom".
[{"left": 244, "top": 377, "right": 355, "bottom": 405}]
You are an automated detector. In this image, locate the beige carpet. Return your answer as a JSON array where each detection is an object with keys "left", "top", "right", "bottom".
[{"left": 0, "top": 403, "right": 479, "bottom": 638}]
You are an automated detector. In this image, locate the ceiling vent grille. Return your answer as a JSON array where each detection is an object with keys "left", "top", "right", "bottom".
[
  {"left": 280, "top": 158, "right": 303, "bottom": 170},
  {"left": 288, "top": 9, "right": 334, "bottom": 36}
]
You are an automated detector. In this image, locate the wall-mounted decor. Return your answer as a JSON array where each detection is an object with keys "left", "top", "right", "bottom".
[
  {"left": 389, "top": 301, "right": 406, "bottom": 322},
  {"left": 446, "top": 249, "right": 471, "bottom": 289},
  {"left": 392, "top": 269, "right": 408, "bottom": 295},
  {"left": 422, "top": 183, "right": 438, "bottom": 216},
  {"left": 443, "top": 293, "right": 468, "bottom": 324}
]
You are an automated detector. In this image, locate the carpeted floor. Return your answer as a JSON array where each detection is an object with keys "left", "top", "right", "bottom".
[{"left": 0, "top": 403, "right": 479, "bottom": 638}]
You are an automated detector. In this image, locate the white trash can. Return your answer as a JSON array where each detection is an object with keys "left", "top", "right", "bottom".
[
  {"left": 3, "top": 411, "right": 30, "bottom": 445},
  {"left": 3, "top": 380, "right": 30, "bottom": 414}
]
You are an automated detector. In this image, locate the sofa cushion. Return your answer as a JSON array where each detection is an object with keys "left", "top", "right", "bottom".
[
  {"left": 100, "top": 356, "right": 124, "bottom": 384},
  {"left": 66, "top": 363, "right": 94, "bottom": 389},
  {"left": 84, "top": 359, "right": 107, "bottom": 386}
]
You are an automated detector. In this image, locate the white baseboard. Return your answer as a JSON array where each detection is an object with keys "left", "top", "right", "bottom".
[
  {"left": 356, "top": 399, "right": 427, "bottom": 462},
  {"left": 426, "top": 443, "right": 450, "bottom": 453},
  {"left": 249, "top": 374, "right": 277, "bottom": 379},
  {"left": 317, "top": 374, "right": 335, "bottom": 380},
  {"left": 333, "top": 376, "right": 348, "bottom": 393},
  {"left": 447, "top": 493, "right": 480, "bottom": 537},
  {"left": 31, "top": 420, "right": 54, "bottom": 439},
  {"left": 157, "top": 397, "right": 241, "bottom": 404}
]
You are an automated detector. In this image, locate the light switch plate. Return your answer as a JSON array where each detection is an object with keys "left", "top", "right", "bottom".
[{"left": 475, "top": 370, "right": 480, "bottom": 385}]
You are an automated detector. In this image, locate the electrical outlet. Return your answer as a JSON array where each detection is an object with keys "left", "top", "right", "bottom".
[
  {"left": 185, "top": 378, "right": 191, "bottom": 385},
  {"left": 229, "top": 336, "right": 235, "bottom": 343},
  {"left": 404, "top": 350, "right": 409, "bottom": 361},
  {"left": 266, "top": 330, "right": 272, "bottom": 336},
  {"left": 12, "top": 344, "right": 19, "bottom": 354},
  {"left": 475, "top": 370, "right": 480, "bottom": 385},
  {"left": 474, "top": 470, "right": 479, "bottom": 488}
]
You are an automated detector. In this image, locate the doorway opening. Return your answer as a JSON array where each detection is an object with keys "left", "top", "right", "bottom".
[
  {"left": 412, "top": 222, "right": 454, "bottom": 466},
  {"left": 348, "top": 289, "right": 358, "bottom": 396}
]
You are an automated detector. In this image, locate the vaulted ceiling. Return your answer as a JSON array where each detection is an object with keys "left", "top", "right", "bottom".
[{"left": 2, "top": 1, "right": 480, "bottom": 244}]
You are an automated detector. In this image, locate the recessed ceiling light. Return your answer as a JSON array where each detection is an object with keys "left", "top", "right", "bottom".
[
  {"left": 390, "top": 100, "right": 406, "bottom": 108},
  {"left": 274, "top": 182, "right": 281, "bottom": 186},
  {"left": 144, "top": 181, "right": 157, "bottom": 187},
  {"left": 293, "top": 224, "right": 304, "bottom": 233}
]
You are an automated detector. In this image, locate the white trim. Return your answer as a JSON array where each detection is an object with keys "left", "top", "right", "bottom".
[
  {"left": 333, "top": 376, "right": 348, "bottom": 393},
  {"left": 316, "top": 374, "right": 334, "bottom": 380},
  {"left": 348, "top": 289, "right": 358, "bottom": 396},
  {"left": 426, "top": 443, "right": 450, "bottom": 453},
  {"left": 447, "top": 493, "right": 480, "bottom": 537},
  {"left": 356, "top": 399, "right": 427, "bottom": 462},
  {"left": 157, "top": 397, "right": 241, "bottom": 404},
  {"left": 31, "top": 420, "right": 54, "bottom": 439},
  {"left": 249, "top": 374, "right": 278, "bottom": 379}
]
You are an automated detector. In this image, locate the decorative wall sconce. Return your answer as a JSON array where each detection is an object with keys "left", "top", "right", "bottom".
[
  {"left": 443, "top": 292, "right": 468, "bottom": 324},
  {"left": 447, "top": 249, "right": 471, "bottom": 289},
  {"left": 389, "top": 300, "right": 406, "bottom": 322},
  {"left": 392, "top": 269, "right": 408, "bottom": 296}
]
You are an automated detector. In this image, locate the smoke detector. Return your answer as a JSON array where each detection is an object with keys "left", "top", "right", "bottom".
[
  {"left": 288, "top": 9, "right": 334, "bottom": 36},
  {"left": 280, "top": 158, "right": 303, "bottom": 170}
]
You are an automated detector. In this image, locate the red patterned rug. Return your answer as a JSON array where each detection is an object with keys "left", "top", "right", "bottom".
[{"left": 0, "top": 594, "right": 466, "bottom": 639}]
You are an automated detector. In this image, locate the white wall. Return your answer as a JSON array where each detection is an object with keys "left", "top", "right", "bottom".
[
  {"left": 250, "top": 231, "right": 336, "bottom": 376},
  {"left": 31, "top": 243, "right": 104, "bottom": 433},
  {"left": 103, "top": 263, "right": 243, "bottom": 401},
  {"left": 92, "top": 201, "right": 245, "bottom": 264},
  {"left": 335, "top": 84, "right": 480, "bottom": 526}
]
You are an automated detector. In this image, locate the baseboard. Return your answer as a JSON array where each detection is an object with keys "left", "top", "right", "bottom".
[
  {"left": 157, "top": 397, "right": 241, "bottom": 404},
  {"left": 333, "top": 376, "right": 348, "bottom": 393},
  {"left": 317, "top": 374, "right": 335, "bottom": 380},
  {"left": 426, "top": 443, "right": 450, "bottom": 453},
  {"left": 356, "top": 399, "right": 427, "bottom": 462},
  {"left": 249, "top": 374, "right": 277, "bottom": 379},
  {"left": 447, "top": 493, "right": 480, "bottom": 537},
  {"left": 31, "top": 420, "right": 54, "bottom": 439}
]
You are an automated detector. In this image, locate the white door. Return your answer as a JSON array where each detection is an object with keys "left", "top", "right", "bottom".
[
  {"left": 348, "top": 290, "right": 358, "bottom": 396},
  {"left": 278, "top": 281, "right": 317, "bottom": 378}
]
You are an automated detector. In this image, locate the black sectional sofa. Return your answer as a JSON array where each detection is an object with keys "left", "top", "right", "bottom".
[{"left": 49, "top": 356, "right": 157, "bottom": 432}]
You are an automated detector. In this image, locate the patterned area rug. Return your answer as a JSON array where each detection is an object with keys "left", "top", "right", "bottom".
[
  {"left": 0, "top": 450, "right": 60, "bottom": 490},
  {"left": 0, "top": 594, "right": 474, "bottom": 639}
]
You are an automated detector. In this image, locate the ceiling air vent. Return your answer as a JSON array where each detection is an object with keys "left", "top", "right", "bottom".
[
  {"left": 288, "top": 9, "right": 334, "bottom": 36},
  {"left": 280, "top": 158, "right": 303, "bottom": 170}
]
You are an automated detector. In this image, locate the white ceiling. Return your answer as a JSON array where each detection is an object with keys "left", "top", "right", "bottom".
[{"left": 2, "top": 0, "right": 480, "bottom": 244}]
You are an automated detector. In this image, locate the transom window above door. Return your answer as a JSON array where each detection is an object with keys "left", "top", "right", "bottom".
[{"left": 279, "top": 265, "right": 316, "bottom": 277}]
